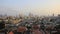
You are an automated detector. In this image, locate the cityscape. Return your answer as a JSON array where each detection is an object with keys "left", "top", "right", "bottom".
[
  {"left": 0, "top": 0, "right": 60, "bottom": 34},
  {"left": 0, "top": 14, "right": 60, "bottom": 34}
]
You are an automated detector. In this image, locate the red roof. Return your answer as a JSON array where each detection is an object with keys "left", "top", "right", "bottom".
[{"left": 17, "top": 26, "right": 27, "bottom": 32}]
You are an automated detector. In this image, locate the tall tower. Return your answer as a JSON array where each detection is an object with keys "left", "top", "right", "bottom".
[
  {"left": 29, "top": 12, "right": 33, "bottom": 18},
  {"left": 52, "top": 13, "right": 54, "bottom": 16}
]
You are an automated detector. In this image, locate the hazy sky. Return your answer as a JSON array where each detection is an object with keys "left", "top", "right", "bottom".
[{"left": 0, "top": 0, "right": 60, "bottom": 16}]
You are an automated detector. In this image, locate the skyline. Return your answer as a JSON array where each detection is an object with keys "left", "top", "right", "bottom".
[{"left": 0, "top": 0, "right": 60, "bottom": 16}]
